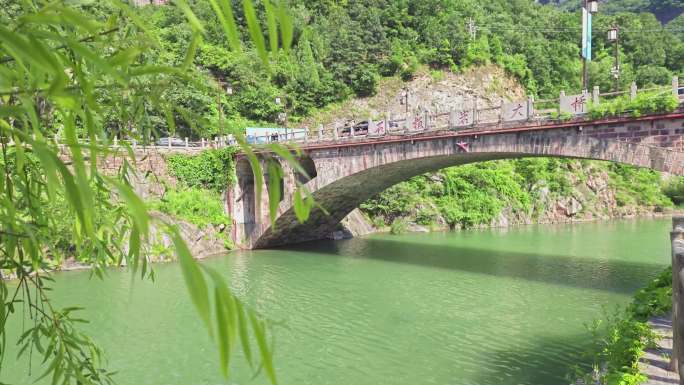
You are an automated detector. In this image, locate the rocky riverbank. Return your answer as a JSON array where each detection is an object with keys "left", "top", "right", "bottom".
[{"left": 352, "top": 158, "right": 681, "bottom": 236}]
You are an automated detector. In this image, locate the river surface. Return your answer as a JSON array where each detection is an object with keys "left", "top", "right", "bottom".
[{"left": 3, "top": 219, "right": 673, "bottom": 385}]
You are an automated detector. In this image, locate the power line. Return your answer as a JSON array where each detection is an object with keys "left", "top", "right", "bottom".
[{"left": 476, "top": 25, "right": 684, "bottom": 35}]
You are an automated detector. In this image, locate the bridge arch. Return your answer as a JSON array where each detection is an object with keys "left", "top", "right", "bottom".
[
  {"left": 233, "top": 158, "right": 258, "bottom": 240},
  {"left": 293, "top": 155, "right": 317, "bottom": 184},
  {"left": 250, "top": 126, "right": 684, "bottom": 249}
]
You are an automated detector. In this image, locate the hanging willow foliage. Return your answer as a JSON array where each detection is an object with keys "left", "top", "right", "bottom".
[{"left": 0, "top": 0, "right": 311, "bottom": 384}]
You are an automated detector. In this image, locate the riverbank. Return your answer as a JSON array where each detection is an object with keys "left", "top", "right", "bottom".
[
  {"left": 360, "top": 211, "right": 684, "bottom": 237},
  {"left": 357, "top": 159, "right": 684, "bottom": 236},
  {"left": 571, "top": 267, "right": 674, "bottom": 385}
]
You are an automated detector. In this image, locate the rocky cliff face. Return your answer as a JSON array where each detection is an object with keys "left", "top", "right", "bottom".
[
  {"left": 351, "top": 159, "right": 673, "bottom": 236},
  {"left": 303, "top": 65, "right": 526, "bottom": 129},
  {"left": 493, "top": 163, "right": 666, "bottom": 228}
]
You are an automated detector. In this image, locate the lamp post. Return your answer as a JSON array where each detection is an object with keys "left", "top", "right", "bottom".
[
  {"left": 275, "top": 96, "right": 288, "bottom": 128},
  {"left": 608, "top": 25, "right": 620, "bottom": 92},
  {"left": 400, "top": 87, "right": 410, "bottom": 115},
  {"left": 217, "top": 80, "right": 233, "bottom": 135},
  {"left": 581, "top": 0, "right": 598, "bottom": 92}
]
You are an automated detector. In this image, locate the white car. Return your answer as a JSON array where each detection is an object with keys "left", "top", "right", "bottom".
[{"left": 156, "top": 137, "right": 185, "bottom": 147}]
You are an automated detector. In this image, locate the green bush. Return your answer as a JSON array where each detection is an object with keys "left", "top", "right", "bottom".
[
  {"left": 166, "top": 148, "right": 236, "bottom": 192},
  {"left": 390, "top": 218, "right": 409, "bottom": 235},
  {"left": 662, "top": 177, "right": 684, "bottom": 205},
  {"left": 589, "top": 92, "right": 679, "bottom": 120},
  {"left": 573, "top": 267, "right": 671, "bottom": 385},
  {"left": 607, "top": 164, "right": 672, "bottom": 208},
  {"left": 151, "top": 188, "right": 230, "bottom": 229},
  {"left": 350, "top": 63, "right": 379, "bottom": 97},
  {"left": 629, "top": 268, "right": 672, "bottom": 321}
]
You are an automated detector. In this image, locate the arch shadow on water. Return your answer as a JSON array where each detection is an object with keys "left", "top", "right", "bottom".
[{"left": 276, "top": 235, "right": 667, "bottom": 295}]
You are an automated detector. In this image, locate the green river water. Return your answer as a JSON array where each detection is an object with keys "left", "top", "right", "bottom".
[{"left": 3, "top": 218, "right": 673, "bottom": 385}]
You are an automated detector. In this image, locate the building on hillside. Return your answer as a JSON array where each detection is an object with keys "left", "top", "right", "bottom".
[{"left": 131, "top": 0, "right": 168, "bottom": 6}]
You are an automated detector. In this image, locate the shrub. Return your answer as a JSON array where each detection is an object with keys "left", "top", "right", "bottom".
[
  {"left": 151, "top": 188, "right": 230, "bottom": 229},
  {"left": 589, "top": 91, "right": 679, "bottom": 120},
  {"left": 572, "top": 267, "right": 671, "bottom": 385},
  {"left": 390, "top": 218, "right": 409, "bottom": 235},
  {"left": 350, "top": 64, "right": 379, "bottom": 97},
  {"left": 663, "top": 177, "right": 684, "bottom": 205},
  {"left": 607, "top": 164, "right": 672, "bottom": 208},
  {"left": 628, "top": 268, "right": 672, "bottom": 321},
  {"left": 166, "top": 148, "right": 236, "bottom": 192}
]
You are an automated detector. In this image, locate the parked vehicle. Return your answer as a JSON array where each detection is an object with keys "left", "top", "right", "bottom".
[
  {"left": 339, "top": 121, "right": 369, "bottom": 137},
  {"left": 156, "top": 137, "right": 185, "bottom": 147}
]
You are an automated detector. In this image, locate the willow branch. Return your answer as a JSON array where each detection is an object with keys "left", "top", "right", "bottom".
[{"left": 0, "top": 27, "right": 120, "bottom": 64}]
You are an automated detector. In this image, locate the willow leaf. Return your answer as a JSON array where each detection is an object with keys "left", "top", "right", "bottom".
[
  {"left": 209, "top": 0, "right": 242, "bottom": 53},
  {"left": 277, "top": 1, "right": 293, "bottom": 52},
  {"left": 175, "top": 0, "right": 205, "bottom": 33},
  {"left": 171, "top": 228, "right": 212, "bottom": 337},
  {"left": 107, "top": 178, "right": 149, "bottom": 237},
  {"left": 214, "top": 286, "right": 232, "bottom": 378},
  {"left": 267, "top": 159, "right": 283, "bottom": 226},
  {"left": 235, "top": 300, "right": 254, "bottom": 368},
  {"left": 236, "top": 137, "right": 265, "bottom": 220},
  {"left": 243, "top": 0, "right": 269, "bottom": 67},
  {"left": 250, "top": 312, "right": 277, "bottom": 385},
  {"left": 264, "top": 0, "right": 278, "bottom": 53}
]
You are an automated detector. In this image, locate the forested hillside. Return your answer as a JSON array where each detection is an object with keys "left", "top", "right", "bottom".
[
  {"left": 4, "top": 0, "right": 679, "bottom": 140},
  {"left": 143, "top": 0, "right": 684, "bottom": 139}
]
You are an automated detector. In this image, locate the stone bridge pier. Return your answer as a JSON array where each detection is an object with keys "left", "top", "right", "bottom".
[{"left": 228, "top": 113, "right": 684, "bottom": 249}]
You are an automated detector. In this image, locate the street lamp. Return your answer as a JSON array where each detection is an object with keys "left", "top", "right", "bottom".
[
  {"left": 608, "top": 25, "right": 620, "bottom": 92},
  {"left": 275, "top": 97, "right": 288, "bottom": 127},
  {"left": 587, "top": 0, "right": 598, "bottom": 13},
  {"left": 581, "top": 0, "right": 599, "bottom": 91},
  {"left": 400, "top": 88, "right": 410, "bottom": 114},
  {"left": 217, "top": 80, "right": 233, "bottom": 134}
]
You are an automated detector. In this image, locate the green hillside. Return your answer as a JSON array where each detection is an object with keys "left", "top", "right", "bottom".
[{"left": 3, "top": 0, "right": 680, "bottom": 140}]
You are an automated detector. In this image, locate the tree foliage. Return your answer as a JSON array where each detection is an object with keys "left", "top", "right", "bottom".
[
  {"left": 77, "top": 0, "right": 684, "bottom": 141},
  {"left": 0, "top": 1, "right": 315, "bottom": 384}
]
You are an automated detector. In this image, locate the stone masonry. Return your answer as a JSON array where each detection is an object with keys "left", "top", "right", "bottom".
[{"left": 230, "top": 111, "right": 684, "bottom": 249}]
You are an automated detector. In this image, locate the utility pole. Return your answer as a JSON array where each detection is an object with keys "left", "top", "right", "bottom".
[
  {"left": 608, "top": 25, "right": 620, "bottom": 92},
  {"left": 467, "top": 17, "right": 478, "bottom": 40},
  {"left": 216, "top": 80, "right": 233, "bottom": 135},
  {"left": 581, "top": 1, "right": 598, "bottom": 92},
  {"left": 400, "top": 87, "right": 410, "bottom": 115}
]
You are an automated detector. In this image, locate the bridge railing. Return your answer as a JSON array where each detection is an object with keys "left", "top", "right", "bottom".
[
  {"left": 254, "top": 75, "right": 684, "bottom": 147},
  {"left": 20, "top": 76, "right": 684, "bottom": 153}
]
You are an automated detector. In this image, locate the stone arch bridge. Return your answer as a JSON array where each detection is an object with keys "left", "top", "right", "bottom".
[{"left": 229, "top": 111, "right": 684, "bottom": 249}]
